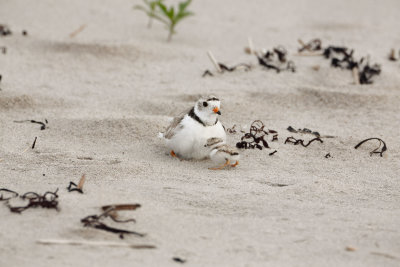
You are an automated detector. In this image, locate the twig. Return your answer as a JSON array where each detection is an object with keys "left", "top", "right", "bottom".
[
  {"left": 37, "top": 239, "right": 156, "bottom": 249},
  {"left": 31, "top": 137, "right": 37, "bottom": 149},
  {"left": 207, "top": 51, "right": 222, "bottom": 73},
  {"left": 293, "top": 52, "right": 324, "bottom": 56},
  {"left": 21, "top": 146, "right": 30, "bottom": 154},
  {"left": 269, "top": 150, "right": 277, "bottom": 156},
  {"left": 101, "top": 204, "right": 141, "bottom": 212},
  {"left": 248, "top": 37, "right": 254, "bottom": 54},
  {"left": 298, "top": 39, "right": 306, "bottom": 47},
  {"left": 69, "top": 24, "right": 86, "bottom": 38},
  {"left": 77, "top": 174, "right": 86, "bottom": 190},
  {"left": 67, "top": 174, "right": 86, "bottom": 193},
  {"left": 370, "top": 251, "right": 399, "bottom": 260},
  {"left": 389, "top": 49, "right": 398, "bottom": 61}
]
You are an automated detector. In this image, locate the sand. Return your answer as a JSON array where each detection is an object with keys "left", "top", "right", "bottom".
[{"left": 1, "top": 0, "right": 399, "bottom": 266}]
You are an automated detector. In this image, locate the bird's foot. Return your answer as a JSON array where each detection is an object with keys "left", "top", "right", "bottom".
[
  {"left": 231, "top": 161, "right": 239, "bottom": 167},
  {"left": 209, "top": 159, "right": 230, "bottom": 170}
]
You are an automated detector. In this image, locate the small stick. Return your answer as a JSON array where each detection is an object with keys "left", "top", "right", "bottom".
[
  {"left": 370, "top": 251, "right": 398, "bottom": 260},
  {"left": 207, "top": 51, "right": 222, "bottom": 73},
  {"left": 31, "top": 137, "right": 37, "bottom": 149},
  {"left": 77, "top": 174, "right": 86, "bottom": 190},
  {"left": 389, "top": 48, "right": 398, "bottom": 61},
  {"left": 269, "top": 150, "right": 277, "bottom": 156},
  {"left": 101, "top": 204, "right": 141, "bottom": 212},
  {"left": 21, "top": 146, "right": 30, "bottom": 153},
  {"left": 37, "top": 239, "right": 156, "bottom": 249},
  {"left": 297, "top": 39, "right": 306, "bottom": 47},
  {"left": 248, "top": 37, "right": 254, "bottom": 54},
  {"left": 352, "top": 67, "right": 360, "bottom": 85},
  {"left": 293, "top": 52, "right": 323, "bottom": 56},
  {"left": 69, "top": 24, "right": 86, "bottom": 38}
]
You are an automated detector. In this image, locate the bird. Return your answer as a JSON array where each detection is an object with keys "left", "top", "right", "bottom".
[
  {"left": 205, "top": 137, "right": 240, "bottom": 170},
  {"left": 159, "top": 95, "right": 226, "bottom": 160}
]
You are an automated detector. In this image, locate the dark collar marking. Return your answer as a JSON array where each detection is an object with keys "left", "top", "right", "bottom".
[
  {"left": 189, "top": 108, "right": 206, "bottom": 126},
  {"left": 207, "top": 97, "right": 219, "bottom": 101},
  {"left": 188, "top": 108, "right": 218, "bottom": 127}
]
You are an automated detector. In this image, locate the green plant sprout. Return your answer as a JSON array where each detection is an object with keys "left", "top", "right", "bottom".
[
  {"left": 134, "top": 0, "right": 162, "bottom": 28},
  {"left": 135, "top": 0, "right": 194, "bottom": 41}
]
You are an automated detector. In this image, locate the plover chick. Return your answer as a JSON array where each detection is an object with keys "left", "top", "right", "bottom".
[
  {"left": 205, "top": 137, "right": 240, "bottom": 170},
  {"left": 159, "top": 95, "right": 226, "bottom": 160}
]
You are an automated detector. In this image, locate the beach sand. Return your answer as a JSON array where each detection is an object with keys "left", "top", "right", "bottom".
[{"left": 1, "top": 0, "right": 399, "bottom": 266}]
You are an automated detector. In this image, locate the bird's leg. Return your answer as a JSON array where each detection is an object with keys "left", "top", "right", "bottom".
[
  {"left": 209, "top": 159, "right": 230, "bottom": 170},
  {"left": 170, "top": 150, "right": 184, "bottom": 161},
  {"left": 231, "top": 161, "right": 239, "bottom": 167}
]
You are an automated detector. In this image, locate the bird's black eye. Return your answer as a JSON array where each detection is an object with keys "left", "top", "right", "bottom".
[{"left": 203, "top": 102, "right": 208, "bottom": 107}]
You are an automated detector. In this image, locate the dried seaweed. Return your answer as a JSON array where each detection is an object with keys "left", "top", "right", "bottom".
[
  {"left": 257, "top": 46, "right": 296, "bottom": 73},
  {"left": 67, "top": 175, "right": 85, "bottom": 194},
  {"left": 101, "top": 204, "right": 141, "bottom": 212},
  {"left": 0, "top": 24, "right": 12, "bottom": 36},
  {"left": 322, "top": 45, "right": 381, "bottom": 84},
  {"left": 219, "top": 63, "right": 251, "bottom": 72},
  {"left": 298, "top": 39, "right": 322, "bottom": 53},
  {"left": 354, "top": 138, "right": 387, "bottom": 157},
  {"left": 0, "top": 188, "right": 19, "bottom": 201},
  {"left": 325, "top": 153, "right": 331, "bottom": 158},
  {"left": 236, "top": 120, "right": 277, "bottom": 150},
  {"left": 203, "top": 62, "right": 251, "bottom": 77},
  {"left": 173, "top": 257, "right": 186, "bottom": 263},
  {"left": 266, "top": 182, "right": 289, "bottom": 187},
  {"left": 7, "top": 189, "right": 59, "bottom": 213},
  {"left": 287, "top": 126, "right": 320, "bottom": 137},
  {"left": 273, "top": 46, "right": 288, "bottom": 63},
  {"left": 226, "top": 124, "right": 243, "bottom": 134},
  {"left": 284, "top": 136, "right": 323, "bottom": 147},
  {"left": 269, "top": 150, "right": 277, "bottom": 156},
  {"left": 226, "top": 125, "right": 236, "bottom": 134},
  {"left": 358, "top": 59, "right": 381, "bottom": 84},
  {"left": 101, "top": 204, "right": 141, "bottom": 223},
  {"left": 81, "top": 205, "right": 144, "bottom": 239},
  {"left": 202, "top": 70, "right": 213, "bottom": 77},
  {"left": 14, "top": 119, "right": 48, "bottom": 130}
]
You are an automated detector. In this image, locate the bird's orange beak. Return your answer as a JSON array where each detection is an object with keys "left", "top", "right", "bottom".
[{"left": 213, "top": 107, "right": 221, "bottom": 115}]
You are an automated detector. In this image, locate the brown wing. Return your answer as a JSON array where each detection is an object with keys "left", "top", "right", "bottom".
[
  {"left": 163, "top": 107, "right": 191, "bottom": 139},
  {"left": 217, "top": 144, "right": 240, "bottom": 155}
]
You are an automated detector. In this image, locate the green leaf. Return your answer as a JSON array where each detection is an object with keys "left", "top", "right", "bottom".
[
  {"left": 178, "top": 0, "right": 192, "bottom": 12},
  {"left": 157, "top": 2, "right": 168, "bottom": 16},
  {"left": 175, "top": 11, "right": 194, "bottom": 22},
  {"left": 168, "top": 6, "right": 175, "bottom": 20},
  {"left": 147, "top": 12, "right": 169, "bottom": 25}
]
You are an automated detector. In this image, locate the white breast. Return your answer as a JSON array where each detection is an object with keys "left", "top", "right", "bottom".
[{"left": 166, "top": 116, "right": 226, "bottom": 159}]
